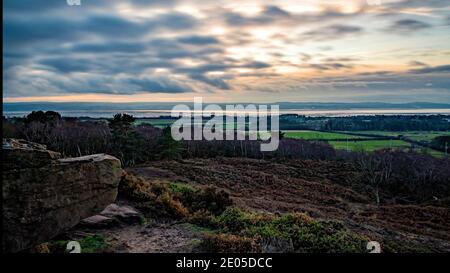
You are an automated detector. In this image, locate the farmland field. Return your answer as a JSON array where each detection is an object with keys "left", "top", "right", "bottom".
[
  {"left": 283, "top": 130, "right": 447, "bottom": 155},
  {"left": 283, "top": 130, "right": 370, "bottom": 140},
  {"left": 328, "top": 140, "right": 411, "bottom": 152},
  {"left": 347, "top": 131, "right": 450, "bottom": 142}
]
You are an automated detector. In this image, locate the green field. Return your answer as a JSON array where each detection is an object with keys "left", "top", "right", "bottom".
[
  {"left": 283, "top": 130, "right": 370, "bottom": 140},
  {"left": 134, "top": 119, "right": 175, "bottom": 128},
  {"left": 348, "top": 131, "right": 450, "bottom": 142},
  {"left": 283, "top": 130, "right": 446, "bottom": 156},
  {"left": 328, "top": 140, "right": 411, "bottom": 152}
]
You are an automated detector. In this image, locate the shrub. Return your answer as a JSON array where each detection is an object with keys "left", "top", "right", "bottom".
[
  {"left": 215, "top": 208, "right": 267, "bottom": 233},
  {"left": 47, "top": 235, "right": 108, "bottom": 253},
  {"left": 199, "top": 233, "right": 261, "bottom": 253},
  {"left": 119, "top": 173, "right": 189, "bottom": 218},
  {"left": 119, "top": 173, "right": 232, "bottom": 219},
  {"left": 246, "top": 213, "right": 367, "bottom": 253},
  {"left": 79, "top": 235, "right": 108, "bottom": 253},
  {"left": 196, "top": 208, "right": 368, "bottom": 253},
  {"left": 179, "top": 186, "right": 233, "bottom": 216},
  {"left": 188, "top": 210, "right": 220, "bottom": 228},
  {"left": 169, "top": 182, "right": 195, "bottom": 195}
]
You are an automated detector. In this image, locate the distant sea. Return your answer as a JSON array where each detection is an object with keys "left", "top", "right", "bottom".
[
  {"left": 4, "top": 109, "right": 450, "bottom": 118},
  {"left": 3, "top": 102, "right": 450, "bottom": 118}
]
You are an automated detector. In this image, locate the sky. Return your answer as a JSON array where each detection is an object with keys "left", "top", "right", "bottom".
[{"left": 3, "top": 0, "right": 450, "bottom": 103}]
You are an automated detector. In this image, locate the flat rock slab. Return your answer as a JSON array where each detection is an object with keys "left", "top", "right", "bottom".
[{"left": 80, "top": 204, "right": 142, "bottom": 228}]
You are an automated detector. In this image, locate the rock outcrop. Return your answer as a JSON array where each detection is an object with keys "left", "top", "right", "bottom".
[
  {"left": 80, "top": 203, "right": 142, "bottom": 228},
  {"left": 2, "top": 139, "right": 122, "bottom": 253}
]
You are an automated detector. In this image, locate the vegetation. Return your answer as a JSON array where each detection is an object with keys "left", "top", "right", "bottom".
[
  {"left": 47, "top": 235, "right": 108, "bottom": 253},
  {"left": 284, "top": 130, "right": 370, "bottom": 140},
  {"left": 119, "top": 173, "right": 232, "bottom": 219},
  {"left": 117, "top": 173, "right": 369, "bottom": 253},
  {"left": 109, "top": 113, "right": 142, "bottom": 166},
  {"left": 348, "top": 131, "right": 450, "bottom": 142},
  {"left": 197, "top": 208, "right": 368, "bottom": 253},
  {"left": 354, "top": 150, "right": 450, "bottom": 205},
  {"left": 200, "top": 233, "right": 261, "bottom": 253},
  {"left": 329, "top": 140, "right": 411, "bottom": 152},
  {"left": 3, "top": 112, "right": 450, "bottom": 253},
  {"left": 279, "top": 115, "right": 450, "bottom": 131},
  {"left": 156, "top": 127, "right": 183, "bottom": 160},
  {"left": 430, "top": 136, "right": 450, "bottom": 154}
]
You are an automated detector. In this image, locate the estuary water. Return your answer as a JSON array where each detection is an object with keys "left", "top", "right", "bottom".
[{"left": 4, "top": 108, "right": 450, "bottom": 118}]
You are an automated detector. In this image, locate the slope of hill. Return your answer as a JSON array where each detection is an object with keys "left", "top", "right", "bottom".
[{"left": 43, "top": 157, "right": 449, "bottom": 253}]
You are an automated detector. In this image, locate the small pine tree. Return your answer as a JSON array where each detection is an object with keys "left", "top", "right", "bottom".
[
  {"left": 157, "top": 126, "right": 183, "bottom": 160},
  {"left": 109, "top": 113, "right": 142, "bottom": 166}
]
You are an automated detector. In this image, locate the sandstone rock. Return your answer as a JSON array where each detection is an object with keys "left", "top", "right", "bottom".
[
  {"left": 2, "top": 138, "right": 61, "bottom": 169},
  {"left": 2, "top": 138, "right": 122, "bottom": 253},
  {"left": 100, "top": 204, "right": 141, "bottom": 222},
  {"left": 80, "top": 204, "right": 141, "bottom": 228},
  {"left": 80, "top": 215, "right": 117, "bottom": 228}
]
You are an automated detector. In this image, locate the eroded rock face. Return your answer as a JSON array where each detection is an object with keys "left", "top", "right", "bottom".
[{"left": 2, "top": 139, "right": 122, "bottom": 252}]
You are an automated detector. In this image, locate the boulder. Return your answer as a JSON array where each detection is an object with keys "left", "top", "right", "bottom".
[
  {"left": 2, "top": 138, "right": 122, "bottom": 252},
  {"left": 80, "top": 215, "right": 118, "bottom": 228},
  {"left": 80, "top": 203, "right": 142, "bottom": 228},
  {"left": 99, "top": 203, "right": 141, "bottom": 224}
]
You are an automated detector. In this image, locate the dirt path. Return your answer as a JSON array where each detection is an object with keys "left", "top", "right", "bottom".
[{"left": 102, "top": 223, "right": 200, "bottom": 253}]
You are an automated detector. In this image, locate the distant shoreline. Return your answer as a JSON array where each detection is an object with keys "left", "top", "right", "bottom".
[{"left": 4, "top": 108, "right": 450, "bottom": 118}]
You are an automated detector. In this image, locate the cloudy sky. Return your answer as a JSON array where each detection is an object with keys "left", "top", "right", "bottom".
[{"left": 3, "top": 0, "right": 450, "bottom": 103}]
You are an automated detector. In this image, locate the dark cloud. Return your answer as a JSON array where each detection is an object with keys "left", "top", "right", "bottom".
[
  {"left": 301, "top": 24, "right": 363, "bottom": 41},
  {"left": 4, "top": 11, "right": 198, "bottom": 48},
  {"left": 4, "top": 0, "right": 180, "bottom": 13},
  {"left": 322, "top": 57, "right": 359, "bottom": 62},
  {"left": 39, "top": 57, "right": 97, "bottom": 73},
  {"left": 300, "top": 53, "right": 312, "bottom": 62},
  {"left": 125, "top": 77, "right": 191, "bottom": 93},
  {"left": 153, "top": 13, "right": 198, "bottom": 30},
  {"left": 188, "top": 74, "right": 231, "bottom": 90},
  {"left": 174, "top": 61, "right": 270, "bottom": 75},
  {"left": 223, "top": 6, "right": 364, "bottom": 28},
  {"left": 71, "top": 42, "right": 148, "bottom": 53},
  {"left": 4, "top": 0, "right": 69, "bottom": 13},
  {"left": 126, "top": 0, "right": 180, "bottom": 7},
  {"left": 388, "top": 0, "right": 450, "bottom": 9},
  {"left": 263, "top": 5, "right": 291, "bottom": 17},
  {"left": 306, "top": 63, "right": 354, "bottom": 71},
  {"left": 224, "top": 5, "right": 291, "bottom": 26},
  {"left": 170, "top": 60, "right": 270, "bottom": 89},
  {"left": 3, "top": 16, "right": 81, "bottom": 47},
  {"left": 408, "top": 61, "right": 428, "bottom": 67},
  {"left": 3, "top": 0, "right": 209, "bottom": 96},
  {"left": 388, "top": 19, "right": 432, "bottom": 32},
  {"left": 156, "top": 46, "right": 223, "bottom": 59},
  {"left": 312, "top": 70, "right": 450, "bottom": 92},
  {"left": 176, "top": 35, "right": 219, "bottom": 45},
  {"left": 409, "top": 64, "right": 450, "bottom": 74}
]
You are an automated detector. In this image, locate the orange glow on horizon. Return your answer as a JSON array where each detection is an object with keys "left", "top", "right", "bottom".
[{"left": 2, "top": 93, "right": 233, "bottom": 103}]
